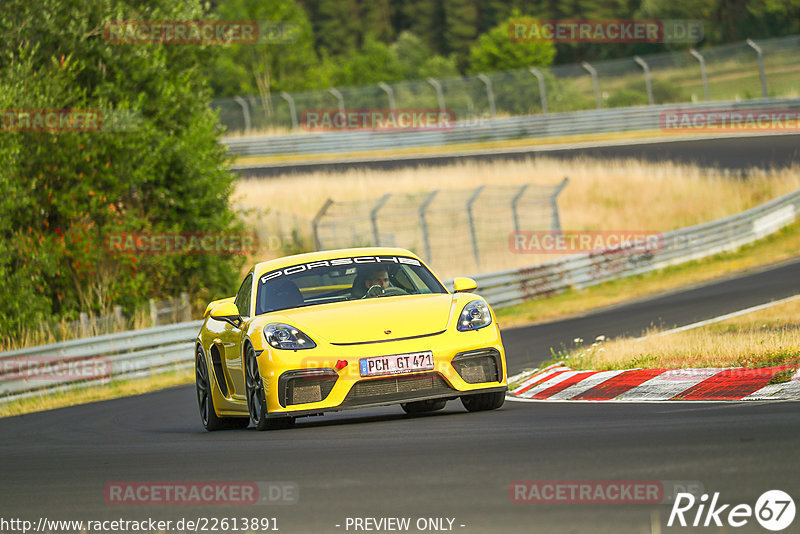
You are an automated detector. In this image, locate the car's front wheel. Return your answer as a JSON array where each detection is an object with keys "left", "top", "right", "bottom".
[
  {"left": 461, "top": 391, "right": 505, "bottom": 412},
  {"left": 245, "top": 343, "right": 295, "bottom": 431},
  {"left": 196, "top": 346, "right": 249, "bottom": 431},
  {"left": 401, "top": 398, "right": 447, "bottom": 414}
]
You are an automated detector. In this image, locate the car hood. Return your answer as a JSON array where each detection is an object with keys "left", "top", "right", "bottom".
[{"left": 277, "top": 293, "right": 456, "bottom": 345}]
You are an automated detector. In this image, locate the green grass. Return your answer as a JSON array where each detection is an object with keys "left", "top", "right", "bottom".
[{"left": 769, "top": 368, "right": 796, "bottom": 385}]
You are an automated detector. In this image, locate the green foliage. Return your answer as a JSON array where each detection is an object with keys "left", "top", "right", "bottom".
[
  {"left": 392, "top": 32, "right": 459, "bottom": 80},
  {"left": 207, "top": 0, "right": 318, "bottom": 97},
  {"left": 327, "top": 36, "right": 403, "bottom": 86},
  {"left": 606, "top": 88, "right": 649, "bottom": 108},
  {"left": 468, "top": 12, "right": 556, "bottom": 74},
  {"left": 0, "top": 0, "right": 244, "bottom": 337},
  {"left": 201, "top": 0, "right": 800, "bottom": 100},
  {"left": 606, "top": 78, "right": 685, "bottom": 107}
]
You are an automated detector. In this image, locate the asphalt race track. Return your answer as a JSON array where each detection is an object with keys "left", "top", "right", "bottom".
[
  {"left": 1, "top": 259, "right": 799, "bottom": 533},
  {"left": 502, "top": 256, "right": 800, "bottom": 375},
  {"left": 234, "top": 133, "right": 800, "bottom": 177}
]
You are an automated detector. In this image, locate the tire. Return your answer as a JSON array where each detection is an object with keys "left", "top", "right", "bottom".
[
  {"left": 401, "top": 398, "right": 447, "bottom": 415},
  {"left": 196, "top": 346, "right": 249, "bottom": 431},
  {"left": 245, "top": 343, "right": 295, "bottom": 431},
  {"left": 460, "top": 391, "right": 505, "bottom": 412}
]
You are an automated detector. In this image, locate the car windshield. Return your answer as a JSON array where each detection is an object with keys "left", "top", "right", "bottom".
[{"left": 255, "top": 255, "right": 447, "bottom": 315}]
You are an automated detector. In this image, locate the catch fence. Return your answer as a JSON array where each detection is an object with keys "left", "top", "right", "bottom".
[{"left": 311, "top": 179, "right": 568, "bottom": 273}]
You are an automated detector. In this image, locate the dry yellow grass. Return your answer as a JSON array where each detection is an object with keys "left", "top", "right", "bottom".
[
  {"left": 559, "top": 296, "right": 800, "bottom": 371},
  {"left": 234, "top": 157, "right": 800, "bottom": 276},
  {"left": 236, "top": 158, "right": 800, "bottom": 232}
]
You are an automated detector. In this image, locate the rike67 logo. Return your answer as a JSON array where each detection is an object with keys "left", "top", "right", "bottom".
[{"left": 669, "top": 490, "right": 795, "bottom": 531}]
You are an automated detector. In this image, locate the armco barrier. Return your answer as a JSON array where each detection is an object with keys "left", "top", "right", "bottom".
[
  {"left": 0, "top": 321, "right": 202, "bottom": 402},
  {"left": 224, "top": 98, "right": 800, "bottom": 160},
  {"left": 1, "top": 187, "right": 798, "bottom": 402},
  {"left": 467, "top": 187, "right": 800, "bottom": 308}
]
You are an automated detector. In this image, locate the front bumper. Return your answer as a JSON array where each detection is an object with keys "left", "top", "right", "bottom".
[{"left": 258, "top": 329, "right": 507, "bottom": 416}]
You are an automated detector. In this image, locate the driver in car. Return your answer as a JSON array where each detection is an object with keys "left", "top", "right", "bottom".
[
  {"left": 358, "top": 265, "right": 408, "bottom": 298},
  {"left": 364, "top": 267, "right": 391, "bottom": 291}
]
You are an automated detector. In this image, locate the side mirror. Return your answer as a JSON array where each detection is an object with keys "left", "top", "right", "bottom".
[
  {"left": 210, "top": 302, "right": 242, "bottom": 327},
  {"left": 453, "top": 277, "right": 478, "bottom": 293}
]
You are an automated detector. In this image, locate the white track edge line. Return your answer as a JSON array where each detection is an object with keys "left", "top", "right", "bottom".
[{"left": 635, "top": 294, "right": 800, "bottom": 341}]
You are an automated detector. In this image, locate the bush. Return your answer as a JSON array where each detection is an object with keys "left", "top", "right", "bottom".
[{"left": 0, "top": 0, "right": 246, "bottom": 338}]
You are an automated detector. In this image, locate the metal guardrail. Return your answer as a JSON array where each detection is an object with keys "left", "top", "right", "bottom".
[
  {"left": 465, "top": 187, "right": 800, "bottom": 308},
  {"left": 224, "top": 98, "right": 800, "bottom": 159},
  {"left": 0, "top": 321, "right": 202, "bottom": 402},
  {"left": 2, "top": 186, "right": 798, "bottom": 402}
]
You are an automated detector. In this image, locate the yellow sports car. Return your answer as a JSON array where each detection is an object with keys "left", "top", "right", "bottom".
[{"left": 195, "top": 247, "right": 507, "bottom": 431}]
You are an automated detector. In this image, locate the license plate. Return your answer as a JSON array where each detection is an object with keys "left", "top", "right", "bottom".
[{"left": 359, "top": 351, "right": 434, "bottom": 377}]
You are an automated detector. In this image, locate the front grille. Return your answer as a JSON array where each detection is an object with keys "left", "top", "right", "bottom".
[
  {"left": 452, "top": 349, "right": 501, "bottom": 384},
  {"left": 341, "top": 373, "right": 454, "bottom": 407},
  {"left": 279, "top": 370, "right": 338, "bottom": 407}
]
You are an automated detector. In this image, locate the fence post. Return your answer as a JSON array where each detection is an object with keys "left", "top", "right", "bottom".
[
  {"left": 551, "top": 177, "right": 569, "bottom": 232},
  {"left": 427, "top": 78, "right": 446, "bottom": 114},
  {"left": 280, "top": 91, "right": 299, "bottom": 130},
  {"left": 378, "top": 82, "right": 396, "bottom": 111},
  {"left": 370, "top": 193, "right": 391, "bottom": 246},
  {"left": 689, "top": 49, "right": 710, "bottom": 101},
  {"left": 581, "top": 61, "right": 601, "bottom": 109},
  {"left": 180, "top": 292, "right": 191, "bottom": 322},
  {"left": 511, "top": 184, "right": 531, "bottom": 233},
  {"left": 466, "top": 185, "right": 485, "bottom": 268},
  {"left": 746, "top": 38, "right": 768, "bottom": 98},
  {"left": 419, "top": 190, "right": 439, "bottom": 263},
  {"left": 79, "top": 312, "right": 89, "bottom": 337},
  {"left": 113, "top": 305, "right": 124, "bottom": 328},
  {"left": 311, "top": 198, "right": 334, "bottom": 251},
  {"left": 476, "top": 74, "right": 496, "bottom": 118},
  {"left": 633, "top": 56, "right": 654, "bottom": 105},
  {"left": 149, "top": 299, "right": 158, "bottom": 327},
  {"left": 328, "top": 87, "right": 345, "bottom": 115},
  {"left": 529, "top": 67, "right": 548, "bottom": 113},
  {"left": 232, "top": 96, "right": 251, "bottom": 134}
]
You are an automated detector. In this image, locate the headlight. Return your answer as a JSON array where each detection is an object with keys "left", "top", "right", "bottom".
[
  {"left": 263, "top": 323, "right": 316, "bottom": 350},
  {"left": 457, "top": 300, "right": 492, "bottom": 331}
]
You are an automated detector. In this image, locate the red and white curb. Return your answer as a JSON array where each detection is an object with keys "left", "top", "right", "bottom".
[{"left": 507, "top": 363, "right": 800, "bottom": 402}]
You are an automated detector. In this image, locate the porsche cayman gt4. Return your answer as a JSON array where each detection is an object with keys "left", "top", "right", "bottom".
[{"left": 195, "top": 247, "right": 507, "bottom": 431}]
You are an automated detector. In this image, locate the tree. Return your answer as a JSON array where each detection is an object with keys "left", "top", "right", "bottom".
[
  {"left": 441, "top": 0, "right": 480, "bottom": 69},
  {"left": 327, "top": 36, "right": 403, "bottom": 86},
  {"left": 208, "top": 0, "right": 318, "bottom": 104},
  {"left": 392, "top": 31, "right": 459, "bottom": 79},
  {"left": 0, "top": 0, "right": 244, "bottom": 337},
  {"left": 468, "top": 12, "right": 556, "bottom": 73}
]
